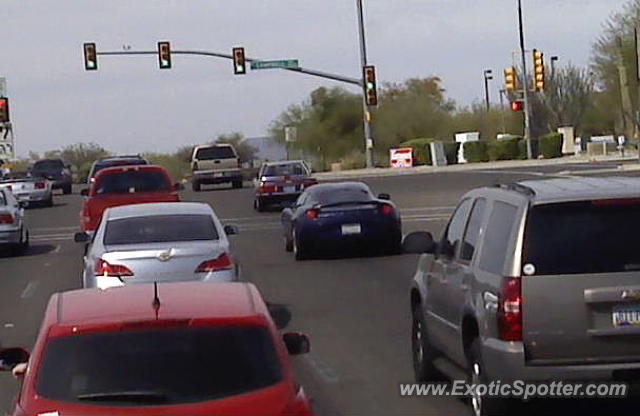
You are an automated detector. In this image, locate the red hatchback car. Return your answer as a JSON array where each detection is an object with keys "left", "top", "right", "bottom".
[
  {"left": 80, "top": 165, "right": 181, "bottom": 232},
  {"left": 0, "top": 282, "right": 313, "bottom": 416}
]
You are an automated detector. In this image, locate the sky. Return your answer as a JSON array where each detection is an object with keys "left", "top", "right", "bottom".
[{"left": 0, "top": 0, "right": 630, "bottom": 156}]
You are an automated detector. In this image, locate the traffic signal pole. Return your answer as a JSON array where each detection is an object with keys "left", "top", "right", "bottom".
[
  {"left": 517, "top": 0, "right": 533, "bottom": 160},
  {"left": 356, "top": 0, "right": 374, "bottom": 169}
]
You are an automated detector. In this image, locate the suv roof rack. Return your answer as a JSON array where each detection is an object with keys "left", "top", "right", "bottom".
[{"left": 492, "top": 182, "right": 536, "bottom": 196}]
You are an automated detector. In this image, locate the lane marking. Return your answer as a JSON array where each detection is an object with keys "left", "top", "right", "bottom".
[
  {"left": 20, "top": 280, "right": 39, "bottom": 299},
  {"left": 52, "top": 245, "right": 62, "bottom": 254},
  {"left": 3, "top": 323, "right": 15, "bottom": 328}
]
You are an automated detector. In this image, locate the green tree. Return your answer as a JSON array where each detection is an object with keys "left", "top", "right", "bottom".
[{"left": 60, "top": 142, "right": 110, "bottom": 171}]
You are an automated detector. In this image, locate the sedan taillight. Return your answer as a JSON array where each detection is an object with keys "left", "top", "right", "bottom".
[
  {"left": 94, "top": 259, "right": 134, "bottom": 277},
  {"left": 35, "top": 182, "right": 46, "bottom": 189},
  {"left": 497, "top": 277, "right": 522, "bottom": 341},
  {"left": 0, "top": 213, "right": 15, "bottom": 224},
  {"left": 259, "top": 182, "right": 277, "bottom": 194},
  {"left": 195, "top": 253, "right": 233, "bottom": 273}
]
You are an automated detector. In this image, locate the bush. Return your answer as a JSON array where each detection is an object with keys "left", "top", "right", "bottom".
[
  {"left": 539, "top": 133, "right": 563, "bottom": 159},
  {"left": 399, "top": 138, "right": 435, "bottom": 165},
  {"left": 341, "top": 151, "right": 366, "bottom": 170},
  {"left": 488, "top": 138, "right": 520, "bottom": 161},
  {"left": 464, "top": 141, "right": 489, "bottom": 163},
  {"left": 444, "top": 142, "right": 460, "bottom": 165},
  {"left": 516, "top": 138, "right": 540, "bottom": 159}
]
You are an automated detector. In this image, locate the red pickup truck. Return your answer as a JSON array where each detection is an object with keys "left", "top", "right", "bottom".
[{"left": 80, "top": 165, "right": 181, "bottom": 232}]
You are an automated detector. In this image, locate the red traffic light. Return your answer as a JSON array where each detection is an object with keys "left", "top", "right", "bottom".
[
  {"left": 158, "top": 42, "right": 171, "bottom": 69},
  {"left": 511, "top": 100, "right": 523, "bottom": 112},
  {"left": 0, "top": 98, "right": 9, "bottom": 123},
  {"left": 233, "top": 47, "right": 246, "bottom": 75}
]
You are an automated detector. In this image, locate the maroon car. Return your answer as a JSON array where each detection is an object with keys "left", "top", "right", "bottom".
[{"left": 253, "top": 161, "right": 317, "bottom": 212}]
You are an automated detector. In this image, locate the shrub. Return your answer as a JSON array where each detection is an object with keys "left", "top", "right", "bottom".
[
  {"left": 399, "top": 138, "right": 435, "bottom": 165},
  {"left": 444, "top": 142, "right": 460, "bottom": 165},
  {"left": 341, "top": 150, "right": 366, "bottom": 170},
  {"left": 539, "top": 133, "right": 563, "bottom": 159},
  {"left": 488, "top": 138, "right": 520, "bottom": 161},
  {"left": 463, "top": 141, "right": 489, "bottom": 163},
  {"left": 516, "top": 137, "right": 540, "bottom": 159}
]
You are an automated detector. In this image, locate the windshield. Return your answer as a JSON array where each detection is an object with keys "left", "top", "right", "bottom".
[
  {"left": 523, "top": 200, "right": 640, "bottom": 275},
  {"left": 314, "top": 186, "right": 373, "bottom": 205},
  {"left": 196, "top": 146, "right": 236, "bottom": 160},
  {"left": 94, "top": 171, "right": 170, "bottom": 194},
  {"left": 105, "top": 214, "right": 218, "bottom": 245},
  {"left": 36, "top": 326, "right": 283, "bottom": 405},
  {"left": 263, "top": 163, "right": 306, "bottom": 177}
]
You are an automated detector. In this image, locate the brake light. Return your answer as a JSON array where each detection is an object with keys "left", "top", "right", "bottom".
[
  {"left": 0, "top": 213, "right": 14, "bottom": 224},
  {"left": 94, "top": 259, "right": 134, "bottom": 277},
  {"left": 380, "top": 204, "right": 394, "bottom": 215},
  {"left": 35, "top": 182, "right": 46, "bottom": 189},
  {"left": 259, "top": 183, "right": 277, "bottom": 194},
  {"left": 195, "top": 252, "right": 233, "bottom": 273},
  {"left": 306, "top": 208, "right": 319, "bottom": 219},
  {"left": 497, "top": 277, "right": 522, "bottom": 341}
]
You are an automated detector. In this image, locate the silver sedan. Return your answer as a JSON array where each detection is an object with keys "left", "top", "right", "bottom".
[
  {"left": 0, "top": 187, "right": 29, "bottom": 255},
  {"left": 76, "top": 202, "right": 239, "bottom": 289},
  {"left": 0, "top": 172, "right": 53, "bottom": 207}
]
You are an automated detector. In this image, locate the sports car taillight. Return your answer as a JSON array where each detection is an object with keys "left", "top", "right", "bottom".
[
  {"left": 35, "top": 182, "right": 46, "bottom": 189},
  {"left": 94, "top": 259, "right": 134, "bottom": 277},
  {"left": 305, "top": 208, "right": 319, "bottom": 219},
  {"left": 0, "top": 213, "right": 14, "bottom": 224},
  {"left": 379, "top": 204, "right": 394, "bottom": 215},
  {"left": 195, "top": 252, "right": 233, "bottom": 273}
]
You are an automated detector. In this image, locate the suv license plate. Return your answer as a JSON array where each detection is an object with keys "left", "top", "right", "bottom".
[
  {"left": 612, "top": 306, "right": 640, "bottom": 327},
  {"left": 341, "top": 224, "right": 361, "bottom": 235}
]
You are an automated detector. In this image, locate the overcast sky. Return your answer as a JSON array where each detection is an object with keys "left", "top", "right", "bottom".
[{"left": 0, "top": 0, "right": 629, "bottom": 156}]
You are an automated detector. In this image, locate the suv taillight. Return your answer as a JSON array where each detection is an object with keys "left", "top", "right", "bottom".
[
  {"left": 94, "top": 259, "right": 134, "bottom": 277},
  {"left": 497, "top": 277, "right": 522, "bottom": 341},
  {"left": 195, "top": 253, "right": 233, "bottom": 273},
  {"left": 35, "top": 182, "right": 46, "bottom": 189},
  {"left": 0, "top": 213, "right": 14, "bottom": 224}
]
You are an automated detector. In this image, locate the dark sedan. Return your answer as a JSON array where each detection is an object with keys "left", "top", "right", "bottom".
[
  {"left": 281, "top": 182, "right": 402, "bottom": 260},
  {"left": 253, "top": 160, "right": 317, "bottom": 211}
]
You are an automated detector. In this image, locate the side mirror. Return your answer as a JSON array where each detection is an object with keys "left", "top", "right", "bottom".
[
  {"left": 80, "top": 188, "right": 89, "bottom": 197},
  {"left": 74, "top": 232, "right": 90, "bottom": 243},
  {"left": 283, "top": 332, "right": 310, "bottom": 355},
  {"left": 267, "top": 303, "right": 292, "bottom": 329},
  {"left": 402, "top": 231, "right": 437, "bottom": 254},
  {"left": 224, "top": 225, "right": 239, "bottom": 236},
  {"left": 378, "top": 193, "right": 391, "bottom": 200},
  {"left": 0, "top": 348, "right": 29, "bottom": 371}
]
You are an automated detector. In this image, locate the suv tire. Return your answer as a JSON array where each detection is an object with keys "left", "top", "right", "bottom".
[
  {"left": 467, "top": 340, "right": 512, "bottom": 416},
  {"left": 412, "top": 304, "right": 443, "bottom": 382},
  {"left": 254, "top": 197, "right": 266, "bottom": 212}
]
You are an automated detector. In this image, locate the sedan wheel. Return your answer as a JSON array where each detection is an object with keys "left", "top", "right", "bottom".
[{"left": 293, "top": 230, "right": 308, "bottom": 261}]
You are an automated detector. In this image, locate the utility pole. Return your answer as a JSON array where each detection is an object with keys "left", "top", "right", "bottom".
[
  {"left": 356, "top": 0, "right": 374, "bottom": 168},
  {"left": 517, "top": 0, "right": 533, "bottom": 159},
  {"left": 483, "top": 69, "right": 493, "bottom": 112},
  {"left": 499, "top": 89, "right": 507, "bottom": 133}
]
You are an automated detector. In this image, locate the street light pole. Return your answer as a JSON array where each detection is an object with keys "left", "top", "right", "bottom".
[
  {"left": 483, "top": 69, "right": 493, "bottom": 112},
  {"left": 517, "top": 0, "right": 533, "bottom": 159},
  {"left": 356, "top": 0, "right": 374, "bottom": 168}
]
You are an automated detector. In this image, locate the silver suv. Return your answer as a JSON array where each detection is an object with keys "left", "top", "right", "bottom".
[{"left": 406, "top": 177, "right": 640, "bottom": 415}]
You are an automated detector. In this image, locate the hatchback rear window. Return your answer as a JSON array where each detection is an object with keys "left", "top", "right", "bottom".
[
  {"left": 196, "top": 146, "right": 236, "bottom": 160},
  {"left": 36, "top": 326, "right": 282, "bottom": 405},
  {"left": 95, "top": 170, "right": 170, "bottom": 194},
  {"left": 105, "top": 214, "right": 218, "bottom": 245},
  {"left": 523, "top": 200, "right": 640, "bottom": 275}
]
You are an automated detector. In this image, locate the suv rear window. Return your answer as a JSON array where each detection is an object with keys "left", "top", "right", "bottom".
[
  {"left": 36, "top": 326, "right": 283, "bottom": 405},
  {"left": 523, "top": 200, "right": 640, "bottom": 275},
  {"left": 95, "top": 170, "right": 170, "bottom": 194},
  {"left": 105, "top": 214, "right": 218, "bottom": 245},
  {"left": 33, "top": 160, "right": 64, "bottom": 171},
  {"left": 196, "top": 146, "right": 236, "bottom": 160}
]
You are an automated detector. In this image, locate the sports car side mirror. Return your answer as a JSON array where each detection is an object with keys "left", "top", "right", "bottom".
[
  {"left": 0, "top": 348, "right": 29, "bottom": 371},
  {"left": 402, "top": 231, "right": 436, "bottom": 254},
  {"left": 283, "top": 333, "right": 310, "bottom": 355}
]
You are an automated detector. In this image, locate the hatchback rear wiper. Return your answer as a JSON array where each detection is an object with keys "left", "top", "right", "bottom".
[{"left": 77, "top": 390, "right": 169, "bottom": 403}]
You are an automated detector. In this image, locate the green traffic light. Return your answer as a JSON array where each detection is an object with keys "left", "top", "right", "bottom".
[{"left": 237, "top": 65, "right": 244, "bottom": 72}]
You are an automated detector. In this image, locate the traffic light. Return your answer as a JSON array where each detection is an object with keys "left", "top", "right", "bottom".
[
  {"left": 83, "top": 43, "right": 98, "bottom": 71},
  {"left": 533, "top": 49, "right": 545, "bottom": 91},
  {"left": 511, "top": 100, "right": 523, "bottom": 112},
  {"left": 233, "top": 47, "right": 246, "bottom": 75},
  {"left": 363, "top": 65, "right": 378, "bottom": 106},
  {"left": 158, "top": 42, "right": 171, "bottom": 69},
  {"left": 504, "top": 67, "right": 517, "bottom": 91},
  {"left": 0, "top": 98, "right": 9, "bottom": 122}
]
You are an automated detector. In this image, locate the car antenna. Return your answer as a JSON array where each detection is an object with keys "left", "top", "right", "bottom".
[{"left": 152, "top": 281, "right": 161, "bottom": 320}]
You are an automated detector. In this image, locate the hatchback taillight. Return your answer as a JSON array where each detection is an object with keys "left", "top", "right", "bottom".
[
  {"left": 0, "top": 213, "right": 14, "bottom": 224},
  {"left": 379, "top": 204, "right": 394, "bottom": 215},
  {"left": 195, "top": 253, "right": 233, "bottom": 273},
  {"left": 306, "top": 208, "right": 319, "bottom": 219},
  {"left": 94, "top": 259, "right": 134, "bottom": 277},
  {"left": 497, "top": 277, "right": 522, "bottom": 341},
  {"left": 35, "top": 182, "right": 46, "bottom": 189}
]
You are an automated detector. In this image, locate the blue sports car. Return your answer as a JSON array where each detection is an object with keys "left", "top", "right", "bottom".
[{"left": 281, "top": 182, "right": 402, "bottom": 260}]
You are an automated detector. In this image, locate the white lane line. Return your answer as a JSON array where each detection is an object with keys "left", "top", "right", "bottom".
[
  {"left": 304, "top": 355, "right": 340, "bottom": 383},
  {"left": 20, "top": 280, "right": 39, "bottom": 299},
  {"left": 30, "top": 226, "right": 78, "bottom": 232},
  {"left": 52, "top": 245, "right": 62, "bottom": 254},
  {"left": 31, "top": 236, "right": 73, "bottom": 242},
  {"left": 3, "top": 323, "right": 15, "bottom": 328},
  {"left": 400, "top": 206, "right": 455, "bottom": 212}
]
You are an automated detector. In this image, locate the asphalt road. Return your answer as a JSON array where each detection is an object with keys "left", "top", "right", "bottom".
[{"left": 1, "top": 162, "right": 639, "bottom": 415}]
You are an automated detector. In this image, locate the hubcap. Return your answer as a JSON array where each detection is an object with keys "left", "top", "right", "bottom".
[
  {"left": 413, "top": 318, "right": 424, "bottom": 365},
  {"left": 471, "top": 362, "right": 482, "bottom": 416}
]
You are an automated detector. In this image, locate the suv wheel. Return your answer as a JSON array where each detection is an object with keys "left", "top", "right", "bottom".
[
  {"left": 467, "top": 340, "right": 511, "bottom": 416},
  {"left": 412, "top": 304, "right": 442, "bottom": 382},
  {"left": 254, "top": 198, "right": 265, "bottom": 212},
  {"left": 192, "top": 181, "right": 201, "bottom": 192}
]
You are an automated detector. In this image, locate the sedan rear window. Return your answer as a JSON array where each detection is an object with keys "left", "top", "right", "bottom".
[
  {"left": 196, "top": 146, "right": 236, "bottom": 160},
  {"left": 95, "top": 170, "right": 170, "bottom": 194},
  {"left": 263, "top": 163, "right": 306, "bottom": 177},
  {"left": 105, "top": 214, "right": 218, "bottom": 245},
  {"left": 36, "top": 326, "right": 283, "bottom": 405},
  {"left": 523, "top": 200, "right": 640, "bottom": 275}
]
